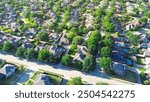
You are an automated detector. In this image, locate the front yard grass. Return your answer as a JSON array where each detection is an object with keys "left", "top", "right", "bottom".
[
  {"left": 96, "top": 82, "right": 109, "bottom": 85},
  {"left": 25, "top": 71, "right": 41, "bottom": 85},
  {"left": 139, "top": 68, "right": 147, "bottom": 72},
  {"left": 30, "top": 71, "right": 41, "bottom": 81},
  {"left": 25, "top": 80, "right": 34, "bottom": 85},
  {"left": 137, "top": 57, "right": 145, "bottom": 65},
  {"left": 111, "top": 70, "right": 137, "bottom": 83}
]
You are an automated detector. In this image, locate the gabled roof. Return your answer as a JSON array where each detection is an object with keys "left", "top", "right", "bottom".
[
  {"left": 34, "top": 74, "right": 53, "bottom": 85},
  {"left": 112, "top": 63, "right": 126, "bottom": 76},
  {"left": 79, "top": 46, "right": 88, "bottom": 55},
  {"left": 0, "top": 64, "right": 16, "bottom": 76},
  {"left": 60, "top": 34, "right": 70, "bottom": 45},
  {"left": 111, "top": 51, "right": 127, "bottom": 64},
  {"left": 49, "top": 45, "right": 66, "bottom": 58}
]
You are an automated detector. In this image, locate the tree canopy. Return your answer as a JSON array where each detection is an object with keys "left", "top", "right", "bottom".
[
  {"left": 38, "top": 32, "right": 49, "bottom": 41},
  {"left": 2, "top": 41, "right": 14, "bottom": 52},
  {"left": 62, "top": 55, "right": 73, "bottom": 66},
  {"left": 38, "top": 49, "right": 50, "bottom": 61},
  {"left": 101, "top": 47, "right": 112, "bottom": 57},
  {"left": 82, "top": 55, "right": 95, "bottom": 72},
  {"left": 87, "top": 30, "right": 101, "bottom": 54},
  {"left": 99, "top": 57, "right": 112, "bottom": 72},
  {"left": 67, "top": 77, "right": 83, "bottom": 85}
]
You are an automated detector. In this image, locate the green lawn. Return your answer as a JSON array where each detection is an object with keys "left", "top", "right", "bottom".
[
  {"left": 96, "top": 82, "right": 109, "bottom": 85},
  {"left": 137, "top": 57, "right": 145, "bottom": 65},
  {"left": 48, "top": 74, "right": 62, "bottom": 85},
  {"left": 25, "top": 80, "right": 34, "bottom": 85},
  {"left": 111, "top": 70, "right": 137, "bottom": 83},
  {"left": 30, "top": 71, "right": 41, "bottom": 81},
  {"left": 139, "top": 68, "right": 147, "bottom": 72},
  {"left": 25, "top": 71, "right": 41, "bottom": 85},
  {"left": 0, "top": 66, "right": 26, "bottom": 85},
  {"left": 0, "top": 60, "right": 6, "bottom": 69}
]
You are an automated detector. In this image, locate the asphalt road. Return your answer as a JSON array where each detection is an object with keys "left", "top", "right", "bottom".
[{"left": 0, "top": 51, "right": 136, "bottom": 85}]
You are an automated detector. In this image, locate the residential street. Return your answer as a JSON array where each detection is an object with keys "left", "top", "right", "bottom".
[{"left": 0, "top": 51, "right": 137, "bottom": 85}]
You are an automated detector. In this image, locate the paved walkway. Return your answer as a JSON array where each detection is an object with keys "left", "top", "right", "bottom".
[{"left": 0, "top": 51, "right": 136, "bottom": 85}]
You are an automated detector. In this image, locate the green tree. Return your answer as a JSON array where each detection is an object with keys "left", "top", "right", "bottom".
[
  {"left": 128, "top": 34, "right": 140, "bottom": 45},
  {"left": 72, "top": 36, "right": 83, "bottom": 45},
  {"left": 67, "top": 77, "right": 83, "bottom": 85},
  {"left": 132, "top": 47, "right": 138, "bottom": 54},
  {"left": 38, "top": 32, "right": 49, "bottom": 41},
  {"left": 102, "top": 15, "right": 114, "bottom": 32},
  {"left": 103, "top": 34, "right": 114, "bottom": 47},
  {"left": 69, "top": 44, "right": 78, "bottom": 55},
  {"left": 99, "top": 57, "right": 112, "bottom": 73},
  {"left": 140, "top": 16, "right": 148, "bottom": 23},
  {"left": 16, "top": 47, "right": 26, "bottom": 57},
  {"left": 24, "top": 48, "right": 36, "bottom": 59},
  {"left": 101, "top": 47, "right": 112, "bottom": 57},
  {"left": 49, "top": 53, "right": 58, "bottom": 63},
  {"left": 67, "top": 31, "right": 76, "bottom": 41},
  {"left": 87, "top": 30, "right": 101, "bottom": 54},
  {"left": 38, "top": 49, "right": 50, "bottom": 61},
  {"left": 82, "top": 55, "right": 95, "bottom": 72},
  {"left": 144, "top": 80, "right": 150, "bottom": 85},
  {"left": 74, "top": 61, "right": 83, "bottom": 70},
  {"left": 140, "top": 72, "right": 147, "bottom": 83},
  {"left": 62, "top": 55, "right": 73, "bottom": 66},
  {"left": 88, "top": 44, "right": 97, "bottom": 55},
  {"left": 2, "top": 41, "right": 14, "bottom": 52}
]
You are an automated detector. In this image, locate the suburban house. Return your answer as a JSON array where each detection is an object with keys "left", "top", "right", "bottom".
[
  {"left": 59, "top": 34, "right": 70, "bottom": 45},
  {"left": 35, "top": 43, "right": 47, "bottom": 52},
  {"left": 85, "top": 31, "right": 92, "bottom": 41},
  {"left": 24, "top": 28, "right": 38, "bottom": 39},
  {"left": 112, "top": 62, "right": 127, "bottom": 76},
  {"left": 70, "top": 9, "right": 79, "bottom": 24},
  {"left": 126, "top": 2, "right": 134, "bottom": 14},
  {"left": 34, "top": 74, "right": 53, "bottom": 85},
  {"left": 111, "top": 50, "right": 133, "bottom": 66},
  {"left": 126, "top": 18, "right": 144, "bottom": 30},
  {"left": 136, "top": 48, "right": 150, "bottom": 68},
  {"left": 49, "top": 45, "right": 66, "bottom": 58},
  {"left": 49, "top": 32, "right": 61, "bottom": 43},
  {"left": 21, "top": 40, "right": 34, "bottom": 49},
  {"left": 84, "top": 13, "right": 94, "bottom": 29},
  {"left": 115, "top": 3, "right": 122, "bottom": 14},
  {"left": 140, "top": 34, "right": 149, "bottom": 43},
  {"left": 9, "top": 37, "right": 22, "bottom": 47},
  {"left": 73, "top": 46, "right": 88, "bottom": 63},
  {"left": 8, "top": 22, "right": 19, "bottom": 32},
  {"left": 61, "top": 0, "right": 72, "bottom": 7},
  {"left": 0, "top": 64, "right": 16, "bottom": 79}
]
